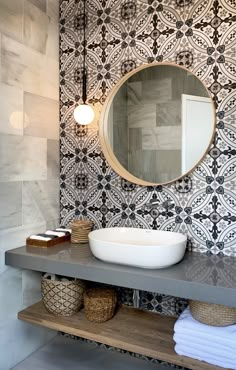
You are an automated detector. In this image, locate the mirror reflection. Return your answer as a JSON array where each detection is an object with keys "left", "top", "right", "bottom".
[{"left": 104, "top": 64, "right": 215, "bottom": 185}]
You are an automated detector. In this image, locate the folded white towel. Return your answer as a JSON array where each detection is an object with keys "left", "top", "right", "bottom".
[
  {"left": 174, "top": 333, "right": 236, "bottom": 361},
  {"left": 45, "top": 230, "right": 65, "bottom": 237},
  {"left": 175, "top": 344, "right": 235, "bottom": 369},
  {"left": 174, "top": 326, "right": 236, "bottom": 352},
  {"left": 29, "top": 235, "right": 51, "bottom": 241},
  {"left": 175, "top": 307, "right": 236, "bottom": 342},
  {"left": 56, "top": 228, "right": 72, "bottom": 233}
]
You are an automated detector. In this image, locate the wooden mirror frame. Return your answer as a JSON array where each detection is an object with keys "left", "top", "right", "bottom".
[{"left": 99, "top": 62, "right": 216, "bottom": 186}]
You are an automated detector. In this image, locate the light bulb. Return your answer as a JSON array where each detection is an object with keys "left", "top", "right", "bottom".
[{"left": 73, "top": 104, "right": 95, "bottom": 125}]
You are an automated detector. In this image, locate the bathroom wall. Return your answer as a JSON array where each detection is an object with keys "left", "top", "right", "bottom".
[
  {"left": 60, "top": 0, "right": 236, "bottom": 313},
  {"left": 0, "top": 1, "right": 59, "bottom": 369}
]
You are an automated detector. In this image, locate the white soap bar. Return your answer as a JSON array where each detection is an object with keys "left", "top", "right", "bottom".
[
  {"left": 45, "top": 230, "right": 65, "bottom": 237},
  {"left": 29, "top": 235, "right": 51, "bottom": 241}
]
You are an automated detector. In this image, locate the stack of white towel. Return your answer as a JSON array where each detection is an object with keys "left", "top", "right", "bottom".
[{"left": 174, "top": 307, "right": 236, "bottom": 369}]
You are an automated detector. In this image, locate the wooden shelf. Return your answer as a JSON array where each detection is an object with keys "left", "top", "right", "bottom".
[{"left": 18, "top": 302, "right": 226, "bottom": 370}]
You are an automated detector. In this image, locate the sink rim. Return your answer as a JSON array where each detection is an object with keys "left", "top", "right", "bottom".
[{"left": 88, "top": 227, "right": 187, "bottom": 248}]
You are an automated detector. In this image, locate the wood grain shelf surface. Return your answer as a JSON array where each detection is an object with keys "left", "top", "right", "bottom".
[{"left": 18, "top": 302, "right": 227, "bottom": 370}]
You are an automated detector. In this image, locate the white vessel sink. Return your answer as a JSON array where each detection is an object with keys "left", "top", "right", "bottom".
[{"left": 88, "top": 227, "right": 187, "bottom": 269}]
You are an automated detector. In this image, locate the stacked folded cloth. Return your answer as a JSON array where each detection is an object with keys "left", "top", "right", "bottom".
[{"left": 174, "top": 307, "right": 236, "bottom": 369}]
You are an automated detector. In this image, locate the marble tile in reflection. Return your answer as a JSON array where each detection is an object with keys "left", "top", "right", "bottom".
[
  {"left": 0, "top": 83, "right": 23, "bottom": 135},
  {"left": 0, "top": 0, "right": 23, "bottom": 42},
  {"left": 129, "top": 128, "right": 142, "bottom": 150},
  {"left": 24, "top": 92, "right": 59, "bottom": 139},
  {"left": 142, "top": 78, "right": 171, "bottom": 103},
  {"left": 47, "top": 0, "right": 59, "bottom": 20},
  {"left": 128, "top": 148, "right": 181, "bottom": 184},
  {"left": 24, "top": 1, "right": 49, "bottom": 54},
  {"left": 1, "top": 35, "right": 59, "bottom": 99},
  {"left": 128, "top": 104, "right": 156, "bottom": 129},
  {"left": 142, "top": 126, "right": 181, "bottom": 150},
  {"left": 156, "top": 101, "right": 181, "bottom": 126},
  {"left": 47, "top": 139, "right": 59, "bottom": 179},
  {"left": 127, "top": 81, "right": 142, "bottom": 106},
  {"left": 22, "top": 179, "right": 59, "bottom": 225},
  {"left": 0, "top": 134, "right": 47, "bottom": 181},
  {"left": 0, "top": 182, "right": 22, "bottom": 230}
]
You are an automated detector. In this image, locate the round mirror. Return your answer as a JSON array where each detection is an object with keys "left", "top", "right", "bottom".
[{"left": 99, "top": 63, "right": 216, "bottom": 186}]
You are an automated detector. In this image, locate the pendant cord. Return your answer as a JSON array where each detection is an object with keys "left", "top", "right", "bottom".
[{"left": 82, "top": 0, "right": 87, "bottom": 104}]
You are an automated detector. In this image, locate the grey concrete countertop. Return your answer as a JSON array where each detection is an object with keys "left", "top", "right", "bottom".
[{"left": 5, "top": 243, "right": 236, "bottom": 307}]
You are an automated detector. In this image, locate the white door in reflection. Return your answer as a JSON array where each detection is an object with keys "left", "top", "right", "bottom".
[{"left": 181, "top": 94, "right": 213, "bottom": 174}]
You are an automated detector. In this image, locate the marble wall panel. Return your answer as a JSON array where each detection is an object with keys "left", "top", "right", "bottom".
[
  {"left": 0, "top": 182, "right": 22, "bottom": 230},
  {"left": 22, "top": 179, "right": 59, "bottom": 225},
  {"left": 0, "top": 221, "right": 46, "bottom": 274},
  {"left": 0, "top": 268, "right": 55, "bottom": 370},
  {"left": 28, "top": 0, "right": 46, "bottom": 12},
  {"left": 24, "top": 1, "right": 49, "bottom": 54},
  {"left": 0, "top": 1, "right": 59, "bottom": 367},
  {"left": 142, "top": 126, "right": 182, "bottom": 150},
  {"left": 0, "top": 83, "right": 23, "bottom": 135},
  {"left": 0, "top": 134, "right": 47, "bottom": 181},
  {"left": 128, "top": 104, "right": 156, "bottom": 129},
  {"left": 47, "top": 0, "right": 59, "bottom": 20},
  {"left": 0, "top": 0, "right": 23, "bottom": 43},
  {"left": 0, "top": 33, "right": 1, "bottom": 80},
  {"left": 46, "top": 16, "right": 59, "bottom": 60},
  {"left": 22, "top": 270, "right": 43, "bottom": 307},
  {"left": 1, "top": 35, "right": 58, "bottom": 100},
  {"left": 24, "top": 92, "right": 59, "bottom": 139},
  {"left": 47, "top": 139, "right": 59, "bottom": 179}
]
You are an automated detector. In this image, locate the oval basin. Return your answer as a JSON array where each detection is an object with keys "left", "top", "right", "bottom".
[{"left": 88, "top": 227, "right": 187, "bottom": 269}]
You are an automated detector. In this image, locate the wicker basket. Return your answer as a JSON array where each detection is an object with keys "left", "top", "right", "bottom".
[
  {"left": 41, "top": 277, "right": 86, "bottom": 316},
  {"left": 189, "top": 300, "right": 236, "bottom": 327},
  {"left": 70, "top": 220, "right": 93, "bottom": 244},
  {"left": 84, "top": 288, "right": 117, "bottom": 323}
]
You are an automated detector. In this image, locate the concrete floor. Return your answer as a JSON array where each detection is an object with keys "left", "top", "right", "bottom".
[{"left": 11, "top": 336, "right": 171, "bottom": 370}]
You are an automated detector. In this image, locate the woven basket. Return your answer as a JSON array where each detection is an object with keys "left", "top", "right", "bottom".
[
  {"left": 70, "top": 219, "right": 93, "bottom": 244},
  {"left": 41, "top": 277, "right": 86, "bottom": 316},
  {"left": 189, "top": 300, "right": 236, "bottom": 327},
  {"left": 84, "top": 288, "right": 117, "bottom": 323}
]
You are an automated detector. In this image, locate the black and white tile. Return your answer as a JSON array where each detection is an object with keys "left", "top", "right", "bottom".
[{"left": 60, "top": 0, "right": 236, "bottom": 316}]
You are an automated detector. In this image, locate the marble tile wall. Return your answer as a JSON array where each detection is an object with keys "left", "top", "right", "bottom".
[{"left": 0, "top": 1, "right": 59, "bottom": 369}]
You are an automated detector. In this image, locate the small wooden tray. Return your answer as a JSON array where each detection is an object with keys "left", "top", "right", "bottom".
[{"left": 26, "top": 234, "right": 71, "bottom": 248}]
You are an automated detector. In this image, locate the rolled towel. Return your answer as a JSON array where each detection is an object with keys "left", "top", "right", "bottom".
[
  {"left": 45, "top": 230, "right": 65, "bottom": 237},
  {"left": 174, "top": 333, "right": 236, "bottom": 361},
  {"left": 175, "top": 344, "right": 235, "bottom": 369},
  {"left": 56, "top": 228, "right": 72, "bottom": 233},
  {"left": 43, "top": 273, "right": 59, "bottom": 281},
  {"left": 29, "top": 235, "right": 52, "bottom": 241}
]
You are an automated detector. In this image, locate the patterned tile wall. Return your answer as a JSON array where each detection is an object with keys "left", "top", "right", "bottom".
[{"left": 60, "top": 0, "right": 236, "bottom": 314}]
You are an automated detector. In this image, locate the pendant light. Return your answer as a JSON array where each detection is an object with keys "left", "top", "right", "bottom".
[{"left": 74, "top": 0, "right": 94, "bottom": 125}]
